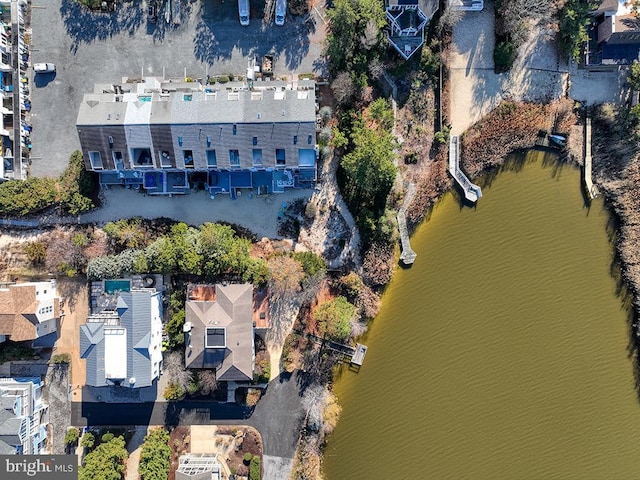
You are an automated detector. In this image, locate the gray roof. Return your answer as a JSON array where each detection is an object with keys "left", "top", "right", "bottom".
[
  {"left": 77, "top": 78, "right": 316, "bottom": 127},
  {"left": 185, "top": 284, "right": 254, "bottom": 381},
  {"left": 80, "top": 290, "right": 160, "bottom": 388},
  {"left": 0, "top": 408, "right": 22, "bottom": 447}
]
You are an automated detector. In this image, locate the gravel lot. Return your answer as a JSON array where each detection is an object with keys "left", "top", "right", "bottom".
[{"left": 29, "top": 0, "right": 327, "bottom": 178}]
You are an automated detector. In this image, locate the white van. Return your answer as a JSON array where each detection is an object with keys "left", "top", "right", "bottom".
[
  {"left": 275, "top": 0, "right": 286, "bottom": 25},
  {"left": 238, "top": 0, "right": 250, "bottom": 26}
]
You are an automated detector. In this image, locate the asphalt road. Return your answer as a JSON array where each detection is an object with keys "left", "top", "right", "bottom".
[
  {"left": 29, "top": 0, "right": 326, "bottom": 178},
  {"left": 71, "top": 370, "right": 307, "bottom": 458}
]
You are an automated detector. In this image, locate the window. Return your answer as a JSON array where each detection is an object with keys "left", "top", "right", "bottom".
[
  {"left": 159, "top": 150, "right": 171, "bottom": 168},
  {"left": 131, "top": 148, "right": 153, "bottom": 167},
  {"left": 229, "top": 149, "right": 240, "bottom": 167},
  {"left": 252, "top": 136, "right": 258, "bottom": 146},
  {"left": 252, "top": 149, "right": 263, "bottom": 166},
  {"left": 206, "top": 135, "right": 211, "bottom": 147},
  {"left": 308, "top": 135, "right": 313, "bottom": 145},
  {"left": 178, "top": 136, "right": 183, "bottom": 146},
  {"left": 183, "top": 94, "right": 193, "bottom": 101},
  {"left": 293, "top": 135, "right": 298, "bottom": 145},
  {"left": 183, "top": 150, "right": 194, "bottom": 168},
  {"left": 232, "top": 125, "right": 237, "bottom": 135},
  {"left": 276, "top": 148, "right": 286, "bottom": 166},
  {"left": 113, "top": 151, "right": 124, "bottom": 170},
  {"left": 88, "top": 151, "right": 103, "bottom": 170},
  {"left": 206, "top": 149, "right": 217, "bottom": 167}
]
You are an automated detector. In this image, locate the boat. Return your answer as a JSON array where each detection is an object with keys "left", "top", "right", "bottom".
[{"left": 548, "top": 134, "right": 567, "bottom": 147}]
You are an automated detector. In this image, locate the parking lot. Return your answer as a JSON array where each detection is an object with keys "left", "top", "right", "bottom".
[{"left": 29, "top": 0, "right": 327, "bottom": 177}]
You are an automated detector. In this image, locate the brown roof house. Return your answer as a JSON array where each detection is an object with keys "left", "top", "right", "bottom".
[
  {"left": 184, "top": 284, "right": 255, "bottom": 382},
  {"left": 0, "top": 281, "right": 60, "bottom": 347}
]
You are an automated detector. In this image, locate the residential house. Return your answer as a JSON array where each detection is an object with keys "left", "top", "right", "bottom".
[
  {"left": 0, "top": 281, "right": 60, "bottom": 347},
  {"left": 385, "top": 0, "right": 438, "bottom": 59},
  {"left": 0, "top": 377, "right": 49, "bottom": 454},
  {"left": 184, "top": 284, "right": 255, "bottom": 382},
  {"left": 176, "top": 454, "right": 222, "bottom": 480},
  {"left": 591, "top": 0, "right": 640, "bottom": 65},
  {"left": 80, "top": 278, "right": 163, "bottom": 389},
  {"left": 76, "top": 76, "right": 318, "bottom": 198},
  {"left": 0, "top": 0, "right": 29, "bottom": 180}
]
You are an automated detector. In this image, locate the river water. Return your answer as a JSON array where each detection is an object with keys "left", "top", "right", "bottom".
[{"left": 323, "top": 151, "right": 640, "bottom": 479}]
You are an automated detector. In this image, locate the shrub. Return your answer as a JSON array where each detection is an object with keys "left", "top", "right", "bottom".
[
  {"left": 249, "top": 456, "right": 261, "bottom": 480},
  {"left": 293, "top": 251, "right": 327, "bottom": 279},
  {"left": 243, "top": 452, "right": 253, "bottom": 464},
  {"left": 164, "top": 382, "right": 185, "bottom": 401},
  {"left": 80, "top": 432, "right": 95, "bottom": 450},
  {"left": 79, "top": 436, "right": 127, "bottom": 480},
  {"left": 101, "top": 433, "right": 114, "bottom": 443},
  {"left": 52, "top": 353, "right": 71, "bottom": 364},
  {"left": 494, "top": 40, "right": 517, "bottom": 73},
  {"left": 217, "top": 75, "right": 229, "bottom": 83},
  {"left": 24, "top": 241, "right": 47, "bottom": 265},
  {"left": 65, "top": 428, "right": 79, "bottom": 446}
]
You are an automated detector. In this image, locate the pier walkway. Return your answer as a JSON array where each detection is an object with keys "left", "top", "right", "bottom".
[
  {"left": 397, "top": 182, "right": 417, "bottom": 265},
  {"left": 449, "top": 135, "right": 482, "bottom": 203},
  {"left": 584, "top": 113, "right": 598, "bottom": 200}
]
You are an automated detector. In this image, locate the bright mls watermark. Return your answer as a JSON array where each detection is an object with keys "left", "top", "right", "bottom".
[{"left": 0, "top": 456, "right": 77, "bottom": 480}]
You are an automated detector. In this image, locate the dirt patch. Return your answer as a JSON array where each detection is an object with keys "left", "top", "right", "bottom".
[{"left": 169, "top": 426, "right": 191, "bottom": 480}]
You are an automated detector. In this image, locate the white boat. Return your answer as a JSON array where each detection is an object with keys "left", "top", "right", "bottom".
[{"left": 549, "top": 134, "right": 566, "bottom": 146}]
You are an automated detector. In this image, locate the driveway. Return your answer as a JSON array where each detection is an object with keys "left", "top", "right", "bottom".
[
  {"left": 29, "top": 0, "right": 327, "bottom": 178},
  {"left": 71, "top": 370, "right": 307, "bottom": 459},
  {"left": 448, "top": 1, "right": 626, "bottom": 135}
]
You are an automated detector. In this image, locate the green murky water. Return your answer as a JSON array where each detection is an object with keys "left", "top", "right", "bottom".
[{"left": 324, "top": 151, "right": 640, "bottom": 479}]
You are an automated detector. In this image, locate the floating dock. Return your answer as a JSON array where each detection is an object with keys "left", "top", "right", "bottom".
[
  {"left": 350, "top": 343, "right": 368, "bottom": 367},
  {"left": 449, "top": 135, "right": 482, "bottom": 203}
]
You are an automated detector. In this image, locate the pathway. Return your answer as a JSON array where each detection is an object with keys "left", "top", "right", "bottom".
[{"left": 397, "top": 182, "right": 417, "bottom": 265}]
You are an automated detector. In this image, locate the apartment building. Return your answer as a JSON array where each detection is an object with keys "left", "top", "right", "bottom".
[{"left": 76, "top": 76, "right": 318, "bottom": 198}]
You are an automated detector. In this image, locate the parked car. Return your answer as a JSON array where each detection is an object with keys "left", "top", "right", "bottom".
[
  {"left": 275, "top": 0, "right": 286, "bottom": 25},
  {"left": 33, "top": 63, "right": 55, "bottom": 73},
  {"left": 148, "top": 2, "right": 157, "bottom": 23},
  {"left": 238, "top": 0, "right": 250, "bottom": 26}
]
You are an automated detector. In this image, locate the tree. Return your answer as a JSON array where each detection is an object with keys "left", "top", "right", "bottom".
[
  {"left": 326, "top": 0, "right": 386, "bottom": 76},
  {"left": 293, "top": 252, "right": 327, "bottom": 279},
  {"left": 139, "top": 429, "right": 171, "bottom": 480},
  {"left": 268, "top": 255, "right": 305, "bottom": 296},
  {"left": 168, "top": 223, "right": 202, "bottom": 274},
  {"left": 557, "top": 0, "right": 598, "bottom": 61},
  {"left": 79, "top": 436, "right": 128, "bottom": 480},
  {"left": 629, "top": 61, "right": 640, "bottom": 91},
  {"left": 103, "top": 218, "right": 150, "bottom": 252},
  {"left": 198, "top": 223, "right": 252, "bottom": 278},
  {"left": 314, "top": 296, "right": 356, "bottom": 341}
]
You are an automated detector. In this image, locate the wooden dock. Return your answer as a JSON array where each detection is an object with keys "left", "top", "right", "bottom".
[
  {"left": 584, "top": 113, "right": 598, "bottom": 200},
  {"left": 449, "top": 135, "right": 482, "bottom": 203},
  {"left": 397, "top": 182, "right": 417, "bottom": 265},
  {"left": 350, "top": 343, "right": 368, "bottom": 366}
]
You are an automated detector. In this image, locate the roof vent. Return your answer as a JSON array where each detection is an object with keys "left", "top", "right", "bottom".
[
  {"left": 129, "top": 377, "right": 136, "bottom": 384},
  {"left": 281, "top": 109, "right": 285, "bottom": 116},
  {"left": 183, "top": 321, "right": 192, "bottom": 333},
  {"left": 257, "top": 112, "right": 261, "bottom": 119}
]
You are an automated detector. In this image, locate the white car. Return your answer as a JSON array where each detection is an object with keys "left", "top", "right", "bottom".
[
  {"left": 33, "top": 63, "right": 56, "bottom": 73},
  {"left": 275, "top": 0, "right": 286, "bottom": 25}
]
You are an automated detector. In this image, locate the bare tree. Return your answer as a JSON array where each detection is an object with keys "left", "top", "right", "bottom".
[
  {"left": 360, "top": 19, "right": 379, "bottom": 50},
  {"left": 197, "top": 370, "right": 217, "bottom": 396},
  {"left": 331, "top": 72, "right": 356, "bottom": 106},
  {"left": 164, "top": 351, "right": 192, "bottom": 391}
]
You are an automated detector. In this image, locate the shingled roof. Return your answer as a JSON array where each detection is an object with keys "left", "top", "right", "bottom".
[
  {"left": 184, "top": 284, "right": 254, "bottom": 381},
  {"left": 0, "top": 284, "right": 59, "bottom": 342}
]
